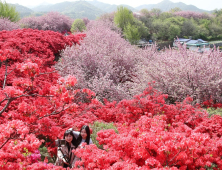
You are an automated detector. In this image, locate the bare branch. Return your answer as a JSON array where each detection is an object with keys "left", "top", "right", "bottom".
[
  {"left": 36, "top": 71, "right": 57, "bottom": 77},
  {"left": 0, "top": 98, "right": 8, "bottom": 105},
  {"left": 8, "top": 68, "right": 16, "bottom": 75},
  {"left": 0, "top": 137, "right": 11, "bottom": 150},
  {"left": 0, "top": 99, "right": 12, "bottom": 116},
  {"left": 0, "top": 132, "right": 19, "bottom": 150},
  {"left": 168, "top": 149, "right": 181, "bottom": 164},
  {"left": 3, "top": 60, "right": 8, "bottom": 89},
  {"left": 38, "top": 105, "right": 71, "bottom": 120},
  {"left": 13, "top": 94, "right": 54, "bottom": 99},
  {"left": 0, "top": 92, "right": 54, "bottom": 116}
]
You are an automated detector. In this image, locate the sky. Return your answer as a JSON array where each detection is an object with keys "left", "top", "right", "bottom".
[{"left": 5, "top": 0, "right": 222, "bottom": 11}]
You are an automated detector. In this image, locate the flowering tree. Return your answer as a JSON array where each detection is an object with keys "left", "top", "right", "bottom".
[
  {"left": 56, "top": 20, "right": 156, "bottom": 102},
  {"left": 139, "top": 44, "right": 222, "bottom": 104},
  {"left": 82, "top": 17, "right": 90, "bottom": 26},
  {"left": 18, "top": 12, "right": 73, "bottom": 33},
  {"left": 173, "top": 11, "right": 212, "bottom": 20},
  {"left": 0, "top": 18, "right": 20, "bottom": 31}
]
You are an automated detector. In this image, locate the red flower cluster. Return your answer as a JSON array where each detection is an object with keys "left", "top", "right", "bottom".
[
  {"left": 71, "top": 86, "right": 222, "bottom": 169},
  {"left": 202, "top": 99, "right": 222, "bottom": 109},
  {"left": 0, "top": 29, "right": 86, "bottom": 169}
]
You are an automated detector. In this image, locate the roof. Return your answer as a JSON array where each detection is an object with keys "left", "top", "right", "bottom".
[
  {"left": 138, "top": 40, "right": 148, "bottom": 45},
  {"left": 173, "top": 38, "right": 209, "bottom": 47},
  {"left": 197, "top": 39, "right": 207, "bottom": 42},
  {"left": 175, "top": 38, "right": 208, "bottom": 44},
  {"left": 186, "top": 40, "right": 199, "bottom": 44},
  {"left": 175, "top": 38, "right": 190, "bottom": 42},
  {"left": 186, "top": 40, "right": 209, "bottom": 46}
]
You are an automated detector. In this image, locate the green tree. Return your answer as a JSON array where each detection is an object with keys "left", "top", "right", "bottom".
[
  {"left": 208, "top": 23, "right": 222, "bottom": 39},
  {"left": 139, "top": 9, "right": 154, "bottom": 35},
  {"left": 152, "top": 19, "right": 167, "bottom": 40},
  {"left": 0, "top": 1, "right": 20, "bottom": 22},
  {"left": 181, "top": 19, "right": 197, "bottom": 38},
  {"left": 169, "top": 7, "right": 182, "bottom": 13},
  {"left": 124, "top": 23, "right": 141, "bottom": 45},
  {"left": 159, "top": 12, "right": 173, "bottom": 20},
  {"left": 166, "top": 16, "right": 185, "bottom": 26},
  {"left": 196, "top": 25, "right": 209, "bottom": 40},
  {"left": 150, "top": 8, "right": 162, "bottom": 17},
  {"left": 133, "top": 19, "right": 149, "bottom": 40},
  {"left": 168, "top": 24, "right": 181, "bottom": 40},
  {"left": 140, "top": 9, "right": 150, "bottom": 16},
  {"left": 214, "top": 12, "right": 222, "bottom": 25},
  {"left": 114, "top": 6, "right": 134, "bottom": 31},
  {"left": 151, "top": 19, "right": 180, "bottom": 40},
  {"left": 213, "top": 9, "right": 222, "bottom": 17},
  {"left": 199, "top": 18, "right": 211, "bottom": 30},
  {"left": 71, "top": 19, "right": 86, "bottom": 32}
]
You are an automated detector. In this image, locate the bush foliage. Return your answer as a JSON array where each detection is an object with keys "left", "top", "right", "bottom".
[
  {"left": 207, "top": 108, "right": 222, "bottom": 117},
  {"left": 113, "top": 7, "right": 222, "bottom": 41},
  {"left": 90, "top": 121, "right": 118, "bottom": 149}
]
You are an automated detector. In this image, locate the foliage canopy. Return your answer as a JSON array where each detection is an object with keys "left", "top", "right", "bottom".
[
  {"left": 114, "top": 6, "right": 134, "bottom": 31},
  {"left": 0, "top": 0, "right": 20, "bottom": 22},
  {"left": 71, "top": 19, "right": 86, "bottom": 32}
]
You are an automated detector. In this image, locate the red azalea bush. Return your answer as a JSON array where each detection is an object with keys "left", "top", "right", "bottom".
[
  {"left": 18, "top": 12, "right": 73, "bottom": 33},
  {"left": 202, "top": 99, "right": 222, "bottom": 109},
  {"left": 0, "top": 120, "right": 41, "bottom": 169},
  {"left": 0, "top": 18, "right": 20, "bottom": 31},
  {"left": 0, "top": 29, "right": 87, "bottom": 169},
  {"left": 0, "top": 29, "right": 85, "bottom": 71},
  {"left": 71, "top": 86, "right": 222, "bottom": 169}
]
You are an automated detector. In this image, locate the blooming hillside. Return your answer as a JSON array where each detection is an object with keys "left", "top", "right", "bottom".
[{"left": 0, "top": 22, "right": 222, "bottom": 170}]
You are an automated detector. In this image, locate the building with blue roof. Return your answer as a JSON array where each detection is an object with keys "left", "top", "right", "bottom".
[{"left": 173, "top": 38, "right": 210, "bottom": 52}]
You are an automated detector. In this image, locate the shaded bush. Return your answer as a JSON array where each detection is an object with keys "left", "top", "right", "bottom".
[{"left": 207, "top": 108, "right": 222, "bottom": 117}]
